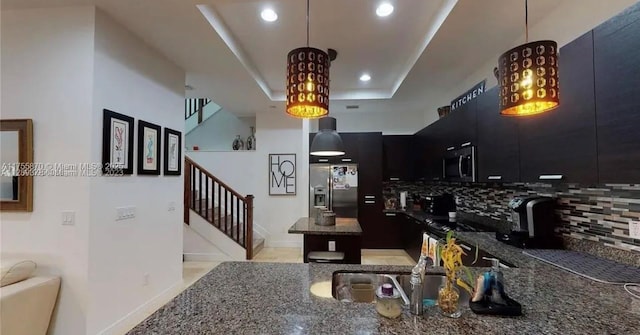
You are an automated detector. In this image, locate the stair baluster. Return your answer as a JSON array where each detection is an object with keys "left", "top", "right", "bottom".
[{"left": 184, "top": 157, "right": 256, "bottom": 259}]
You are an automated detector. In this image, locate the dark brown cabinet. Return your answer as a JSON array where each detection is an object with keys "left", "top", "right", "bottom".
[
  {"left": 414, "top": 120, "right": 445, "bottom": 181},
  {"left": 357, "top": 132, "right": 388, "bottom": 248},
  {"left": 476, "top": 86, "right": 520, "bottom": 182},
  {"left": 380, "top": 212, "right": 404, "bottom": 249},
  {"left": 441, "top": 100, "right": 477, "bottom": 149},
  {"left": 517, "top": 31, "right": 598, "bottom": 184},
  {"left": 593, "top": 6, "right": 640, "bottom": 183},
  {"left": 383, "top": 135, "right": 415, "bottom": 181}
]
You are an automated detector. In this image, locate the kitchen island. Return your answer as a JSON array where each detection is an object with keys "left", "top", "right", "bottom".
[
  {"left": 127, "top": 244, "right": 640, "bottom": 334},
  {"left": 288, "top": 217, "right": 362, "bottom": 263}
]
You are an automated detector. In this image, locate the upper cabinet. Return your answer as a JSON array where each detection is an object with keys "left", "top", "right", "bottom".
[
  {"left": 476, "top": 86, "right": 520, "bottom": 182},
  {"left": 382, "top": 135, "right": 415, "bottom": 181},
  {"left": 440, "top": 100, "right": 478, "bottom": 150},
  {"left": 593, "top": 5, "right": 640, "bottom": 183},
  {"left": 517, "top": 31, "right": 598, "bottom": 184}
]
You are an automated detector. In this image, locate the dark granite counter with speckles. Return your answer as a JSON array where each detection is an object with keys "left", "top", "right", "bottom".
[
  {"left": 288, "top": 217, "right": 362, "bottom": 235},
  {"left": 128, "top": 257, "right": 640, "bottom": 334}
]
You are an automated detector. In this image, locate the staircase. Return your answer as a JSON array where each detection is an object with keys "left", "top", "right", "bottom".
[{"left": 184, "top": 157, "right": 263, "bottom": 259}]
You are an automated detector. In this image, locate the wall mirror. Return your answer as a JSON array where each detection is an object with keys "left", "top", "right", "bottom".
[{"left": 1, "top": 119, "right": 33, "bottom": 211}]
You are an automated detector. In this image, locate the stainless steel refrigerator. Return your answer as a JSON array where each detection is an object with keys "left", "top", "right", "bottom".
[{"left": 309, "top": 164, "right": 358, "bottom": 219}]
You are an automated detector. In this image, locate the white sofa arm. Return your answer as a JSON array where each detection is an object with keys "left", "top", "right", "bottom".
[{"left": 1, "top": 276, "right": 61, "bottom": 335}]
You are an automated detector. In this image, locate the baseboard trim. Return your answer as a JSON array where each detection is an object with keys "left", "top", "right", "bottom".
[
  {"left": 98, "top": 279, "right": 182, "bottom": 335},
  {"left": 183, "top": 252, "right": 230, "bottom": 262},
  {"left": 266, "top": 240, "right": 303, "bottom": 248}
]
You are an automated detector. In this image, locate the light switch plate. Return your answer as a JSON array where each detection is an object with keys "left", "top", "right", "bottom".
[
  {"left": 168, "top": 201, "right": 176, "bottom": 212},
  {"left": 630, "top": 221, "right": 640, "bottom": 239},
  {"left": 61, "top": 211, "right": 75, "bottom": 225}
]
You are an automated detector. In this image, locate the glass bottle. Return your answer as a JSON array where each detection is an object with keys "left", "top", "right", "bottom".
[
  {"left": 232, "top": 135, "right": 244, "bottom": 150},
  {"left": 437, "top": 278, "right": 462, "bottom": 318},
  {"left": 246, "top": 127, "right": 256, "bottom": 150}
]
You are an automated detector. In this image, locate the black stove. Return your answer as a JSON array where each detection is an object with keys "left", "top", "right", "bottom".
[{"left": 424, "top": 217, "right": 495, "bottom": 237}]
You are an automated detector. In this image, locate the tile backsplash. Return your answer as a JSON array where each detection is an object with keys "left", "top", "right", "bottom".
[{"left": 383, "top": 181, "right": 640, "bottom": 254}]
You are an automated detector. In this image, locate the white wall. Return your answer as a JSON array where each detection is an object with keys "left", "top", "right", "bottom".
[
  {"left": 0, "top": 7, "right": 96, "bottom": 335},
  {"left": 424, "top": 0, "right": 640, "bottom": 124},
  {"left": 185, "top": 108, "right": 253, "bottom": 151},
  {"left": 187, "top": 111, "right": 308, "bottom": 248},
  {"left": 87, "top": 8, "right": 185, "bottom": 334}
]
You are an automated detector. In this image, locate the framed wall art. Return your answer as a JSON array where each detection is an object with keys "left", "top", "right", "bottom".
[
  {"left": 163, "top": 127, "right": 182, "bottom": 176},
  {"left": 102, "top": 109, "right": 134, "bottom": 175},
  {"left": 137, "top": 120, "right": 161, "bottom": 175},
  {"left": 269, "top": 153, "right": 296, "bottom": 196}
]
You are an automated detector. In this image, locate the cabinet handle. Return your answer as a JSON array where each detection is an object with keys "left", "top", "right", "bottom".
[
  {"left": 446, "top": 146, "right": 455, "bottom": 151},
  {"left": 364, "top": 195, "right": 376, "bottom": 199},
  {"left": 539, "top": 174, "right": 563, "bottom": 180},
  {"left": 364, "top": 200, "right": 375, "bottom": 204},
  {"left": 341, "top": 158, "right": 352, "bottom": 162},
  {"left": 318, "top": 159, "right": 329, "bottom": 162},
  {"left": 385, "top": 213, "right": 396, "bottom": 217},
  {"left": 460, "top": 244, "right": 471, "bottom": 251},
  {"left": 461, "top": 142, "right": 472, "bottom": 147},
  {"left": 488, "top": 175, "right": 502, "bottom": 180},
  {"left": 389, "top": 177, "right": 400, "bottom": 181}
]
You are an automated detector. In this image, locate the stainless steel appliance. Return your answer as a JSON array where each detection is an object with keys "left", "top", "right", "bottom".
[
  {"left": 496, "top": 196, "right": 559, "bottom": 248},
  {"left": 443, "top": 145, "right": 476, "bottom": 182},
  {"left": 309, "top": 164, "right": 358, "bottom": 219}
]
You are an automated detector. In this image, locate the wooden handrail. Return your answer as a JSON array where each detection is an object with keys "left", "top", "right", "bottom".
[
  {"left": 185, "top": 157, "right": 246, "bottom": 200},
  {"left": 184, "top": 157, "right": 255, "bottom": 260}
]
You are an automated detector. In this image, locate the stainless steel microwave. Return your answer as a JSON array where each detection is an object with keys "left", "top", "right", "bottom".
[{"left": 443, "top": 144, "right": 476, "bottom": 182}]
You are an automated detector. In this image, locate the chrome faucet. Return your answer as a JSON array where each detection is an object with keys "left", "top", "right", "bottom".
[{"left": 382, "top": 274, "right": 410, "bottom": 306}]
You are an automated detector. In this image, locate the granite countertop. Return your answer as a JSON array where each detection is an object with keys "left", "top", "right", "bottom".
[
  {"left": 288, "top": 217, "right": 363, "bottom": 236},
  {"left": 128, "top": 260, "right": 640, "bottom": 334}
]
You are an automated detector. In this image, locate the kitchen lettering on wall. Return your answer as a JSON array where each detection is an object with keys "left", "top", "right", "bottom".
[{"left": 450, "top": 80, "right": 486, "bottom": 111}]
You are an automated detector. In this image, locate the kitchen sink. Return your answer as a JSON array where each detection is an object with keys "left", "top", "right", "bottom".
[{"left": 332, "top": 270, "right": 471, "bottom": 305}]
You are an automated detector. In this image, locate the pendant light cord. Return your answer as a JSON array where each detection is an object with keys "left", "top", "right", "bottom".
[
  {"left": 525, "top": 0, "right": 529, "bottom": 43},
  {"left": 306, "top": 0, "right": 310, "bottom": 47}
]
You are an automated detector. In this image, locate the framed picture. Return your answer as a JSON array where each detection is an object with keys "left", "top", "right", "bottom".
[
  {"left": 102, "top": 109, "right": 134, "bottom": 175},
  {"left": 269, "top": 153, "right": 296, "bottom": 196},
  {"left": 137, "top": 120, "right": 161, "bottom": 175},
  {"left": 163, "top": 127, "right": 182, "bottom": 176}
]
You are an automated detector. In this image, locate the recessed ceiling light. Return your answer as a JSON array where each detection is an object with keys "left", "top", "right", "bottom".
[
  {"left": 261, "top": 9, "right": 278, "bottom": 22},
  {"left": 376, "top": 3, "right": 394, "bottom": 17},
  {"left": 359, "top": 74, "right": 371, "bottom": 82}
]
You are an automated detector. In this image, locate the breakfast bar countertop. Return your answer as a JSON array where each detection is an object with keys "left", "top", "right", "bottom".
[
  {"left": 288, "top": 217, "right": 363, "bottom": 236},
  {"left": 127, "top": 250, "right": 640, "bottom": 335}
]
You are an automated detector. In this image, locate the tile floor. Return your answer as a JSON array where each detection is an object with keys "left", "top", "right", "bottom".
[{"left": 114, "top": 248, "right": 415, "bottom": 334}]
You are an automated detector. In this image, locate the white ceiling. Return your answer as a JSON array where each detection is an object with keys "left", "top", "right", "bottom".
[{"left": 2, "top": 0, "right": 569, "bottom": 116}]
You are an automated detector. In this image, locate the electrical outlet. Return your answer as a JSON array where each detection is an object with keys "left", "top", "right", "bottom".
[
  {"left": 328, "top": 241, "right": 336, "bottom": 251},
  {"left": 116, "top": 207, "right": 136, "bottom": 220},
  {"left": 630, "top": 221, "right": 640, "bottom": 239},
  {"left": 168, "top": 201, "right": 176, "bottom": 212},
  {"left": 143, "top": 273, "right": 149, "bottom": 286},
  {"left": 61, "top": 211, "right": 75, "bottom": 225}
]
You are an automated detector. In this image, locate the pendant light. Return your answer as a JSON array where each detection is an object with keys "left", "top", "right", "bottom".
[
  {"left": 286, "top": 0, "right": 330, "bottom": 119},
  {"left": 499, "top": 0, "right": 559, "bottom": 116},
  {"left": 310, "top": 117, "right": 345, "bottom": 156}
]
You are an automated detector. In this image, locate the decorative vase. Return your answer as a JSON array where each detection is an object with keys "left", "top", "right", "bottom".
[
  {"left": 246, "top": 127, "right": 256, "bottom": 150},
  {"left": 232, "top": 135, "right": 244, "bottom": 150},
  {"left": 437, "top": 278, "right": 462, "bottom": 318}
]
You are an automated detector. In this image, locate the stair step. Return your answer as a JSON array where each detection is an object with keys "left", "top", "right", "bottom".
[{"left": 253, "top": 237, "right": 265, "bottom": 255}]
